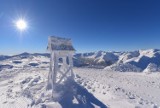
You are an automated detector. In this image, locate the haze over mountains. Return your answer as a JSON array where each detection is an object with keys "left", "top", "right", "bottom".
[{"left": 1, "top": 49, "right": 160, "bottom": 72}]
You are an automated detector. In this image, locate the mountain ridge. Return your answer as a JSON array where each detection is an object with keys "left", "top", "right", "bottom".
[{"left": 1, "top": 49, "right": 160, "bottom": 72}]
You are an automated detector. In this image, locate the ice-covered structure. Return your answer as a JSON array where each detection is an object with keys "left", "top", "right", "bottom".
[{"left": 46, "top": 36, "right": 75, "bottom": 97}]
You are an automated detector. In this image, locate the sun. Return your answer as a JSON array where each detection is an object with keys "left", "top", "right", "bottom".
[{"left": 16, "top": 19, "right": 27, "bottom": 31}]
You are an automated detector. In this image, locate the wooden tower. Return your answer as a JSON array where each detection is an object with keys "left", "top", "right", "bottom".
[{"left": 47, "top": 36, "right": 75, "bottom": 96}]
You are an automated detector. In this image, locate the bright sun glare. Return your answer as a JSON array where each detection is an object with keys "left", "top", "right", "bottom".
[{"left": 16, "top": 19, "right": 27, "bottom": 31}]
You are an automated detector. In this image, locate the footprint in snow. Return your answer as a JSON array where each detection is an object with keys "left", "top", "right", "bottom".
[
  {"left": 21, "top": 77, "right": 33, "bottom": 84},
  {"left": 28, "top": 76, "right": 41, "bottom": 86}
]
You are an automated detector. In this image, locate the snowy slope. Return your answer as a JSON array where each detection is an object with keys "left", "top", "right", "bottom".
[
  {"left": 0, "top": 65, "right": 160, "bottom": 108},
  {"left": 75, "top": 49, "right": 160, "bottom": 72},
  {"left": 118, "top": 49, "right": 160, "bottom": 70},
  {"left": 143, "top": 63, "right": 160, "bottom": 73},
  {"left": 104, "top": 63, "right": 142, "bottom": 72},
  {"left": 74, "top": 51, "right": 121, "bottom": 68},
  {"left": 75, "top": 68, "right": 160, "bottom": 108}
]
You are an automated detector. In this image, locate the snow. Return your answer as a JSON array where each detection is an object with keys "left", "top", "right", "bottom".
[
  {"left": 75, "top": 49, "right": 160, "bottom": 72},
  {"left": 1, "top": 51, "right": 160, "bottom": 108},
  {"left": 1, "top": 49, "right": 160, "bottom": 72},
  {"left": 104, "top": 63, "right": 142, "bottom": 72},
  {"left": 143, "top": 63, "right": 159, "bottom": 73},
  {"left": 75, "top": 68, "right": 160, "bottom": 108},
  {"left": 1, "top": 54, "right": 160, "bottom": 108}
]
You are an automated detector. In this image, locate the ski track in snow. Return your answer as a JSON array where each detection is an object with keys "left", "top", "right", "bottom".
[{"left": 0, "top": 66, "right": 160, "bottom": 108}]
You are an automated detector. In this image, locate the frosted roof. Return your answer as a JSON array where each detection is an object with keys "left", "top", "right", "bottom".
[{"left": 47, "top": 36, "right": 75, "bottom": 51}]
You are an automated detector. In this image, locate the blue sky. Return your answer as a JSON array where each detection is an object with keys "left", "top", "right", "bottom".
[{"left": 0, "top": 0, "right": 160, "bottom": 55}]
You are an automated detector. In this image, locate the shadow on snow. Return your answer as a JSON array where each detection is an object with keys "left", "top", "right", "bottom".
[{"left": 57, "top": 78, "right": 108, "bottom": 108}]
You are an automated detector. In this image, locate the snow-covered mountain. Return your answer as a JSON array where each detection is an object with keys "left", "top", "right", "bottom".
[
  {"left": 104, "top": 63, "right": 142, "bottom": 72},
  {"left": 74, "top": 49, "right": 160, "bottom": 72},
  {"left": 74, "top": 51, "right": 121, "bottom": 68},
  {"left": 1, "top": 49, "right": 160, "bottom": 72}
]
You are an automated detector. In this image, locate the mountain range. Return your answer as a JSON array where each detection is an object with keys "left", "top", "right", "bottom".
[{"left": 1, "top": 49, "right": 160, "bottom": 72}]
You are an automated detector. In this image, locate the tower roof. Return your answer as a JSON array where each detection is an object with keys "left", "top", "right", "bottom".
[{"left": 47, "top": 36, "right": 75, "bottom": 51}]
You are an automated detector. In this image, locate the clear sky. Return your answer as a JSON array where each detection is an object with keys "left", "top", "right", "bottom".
[{"left": 0, "top": 0, "right": 160, "bottom": 55}]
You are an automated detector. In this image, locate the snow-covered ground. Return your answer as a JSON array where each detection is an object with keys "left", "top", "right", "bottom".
[
  {"left": 0, "top": 52, "right": 160, "bottom": 108},
  {"left": 0, "top": 64, "right": 160, "bottom": 108},
  {"left": 75, "top": 68, "right": 160, "bottom": 108}
]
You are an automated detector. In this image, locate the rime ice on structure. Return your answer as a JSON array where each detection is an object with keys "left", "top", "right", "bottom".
[{"left": 46, "top": 36, "right": 75, "bottom": 96}]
